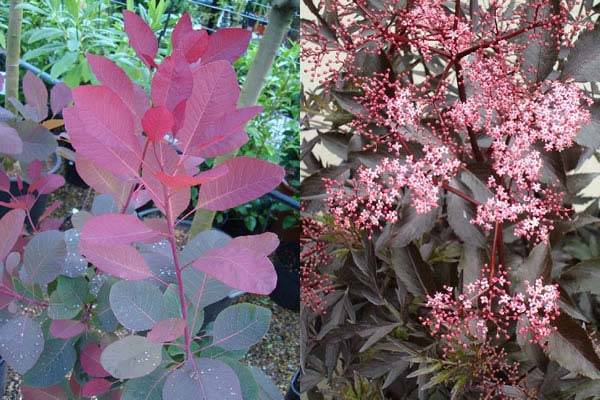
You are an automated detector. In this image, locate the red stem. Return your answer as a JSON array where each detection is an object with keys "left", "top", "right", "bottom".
[
  {"left": 443, "top": 182, "right": 480, "bottom": 206},
  {"left": 489, "top": 221, "right": 501, "bottom": 278},
  {"left": 0, "top": 285, "right": 48, "bottom": 307}
]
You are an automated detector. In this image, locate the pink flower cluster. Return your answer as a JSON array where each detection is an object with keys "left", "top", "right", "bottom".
[
  {"left": 301, "top": 216, "right": 334, "bottom": 314},
  {"left": 421, "top": 266, "right": 560, "bottom": 396},
  {"left": 456, "top": 53, "right": 589, "bottom": 243},
  {"left": 325, "top": 146, "right": 461, "bottom": 234}
]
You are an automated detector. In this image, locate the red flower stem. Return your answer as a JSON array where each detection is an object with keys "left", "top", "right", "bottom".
[
  {"left": 489, "top": 220, "right": 501, "bottom": 278},
  {"left": 443, "top": 183, "right": 480, "bottom": 206}
]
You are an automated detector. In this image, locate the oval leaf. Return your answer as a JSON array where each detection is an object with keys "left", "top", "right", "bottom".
[
  {"left": 23, "top": 230, "right": 66, "bottom": 285},
  {"left": 211, "top": 303, "right": 271, "bottom": 351},
  {"left": 123, "top": 11, "right": 158, "bottom": 68},
  {"left": 192, "top": 240, "right": 277, "bottom": 295},
  {"left": 109, "top": 280, "right": 165, "bottom": 331},
  {"left": 147, "top": 318, "right": 186, "bottom": 343},
  {"left": 100, "top": 335, "right": 162, "bottom": 379},
  {"left": 0, "top": 209, "right": 25, "bottom": 262},
  {"left": 197, "top": 156, "right": 284, "bottom": 211},
  {"left": 162, "top": 358, "right": 242, "bottom": 400},
  {"left": 23, "top": 339, "right": 77, "bottom": 387},
  {"left": 81, "top": 213, "right": 160, "bottom": 245},
  {"left": 0, "top": 315, "right": 44, "bottom": 374},
  {"left": 49, "top": 319, "right": 85, "bottom": 339},
  {"left": 81, "top": 342, "right": 110, "bottom": 378}
]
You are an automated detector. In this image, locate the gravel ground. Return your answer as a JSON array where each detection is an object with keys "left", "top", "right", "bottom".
[
  {"left": 4, "top": 178, "right": 299, "bottom": 397},
  {"left": 239, "top": 295, "right": 299, "bottom": 393}
]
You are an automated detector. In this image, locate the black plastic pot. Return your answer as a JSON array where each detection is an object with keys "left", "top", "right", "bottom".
[
  {"left": 58, "top": 141, "right": 88, "bottom": 188},
  {"left": 285, "top": 370, "right": 300, "bottom": 400},
  {"left": 0, "top": 153, "right": 62, "bottom": 226},
  {"left": 0, "top": 358, "right": 6, "bottom": 395},
  {"left": 270, "top": 241, "right": 300, "bottom": 312}
]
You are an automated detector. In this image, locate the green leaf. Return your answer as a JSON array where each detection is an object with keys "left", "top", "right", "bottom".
[
  {"left": 50, "top": 52, "right": 78, "bottom": 79},
  {"left": 219, "top": 358, "right": 260, "bottom": 400},
  {"left": 65, "top": 0, "right": 80, "bottom": 18},
  {"left": 27, "top": 28, "right": 63, "bottom": 44},
  {"left": 93, "top": 279, "right": 119, "bottom": 332},
  {"left": 244, "top": 216, "right": 257, "bottom": 231},
  {"left": 22, "top": 43, "right": 63, "bottom": 61},
  {"left": 23, "top": 339, "right": 77, "bottom": 387},
  {"left": 249, "top": 366, "right": 284, "bottom": 400},
  {"left": 48, "top": 276, "right": 88, "bottom": 320},
  {"left": 101, "top": 335, "right": 162, "bottom": 379},
  {"left": 122, "top": 366, "right": 170, "bottom": 400},
  {"left": 210, "top": 303, "right": 271, "bottom": 351}
]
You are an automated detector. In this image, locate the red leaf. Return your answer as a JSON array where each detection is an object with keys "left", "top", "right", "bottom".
[
  {"left": 202, "top": 28, "right": 252, "bottom": 64},
  {"left": 197, "top": 156, "right": 284, "bottom": 211},
  {"left": 75, "top": 155, "right": 133, "bottom": 208},
  {"left": 28, "top": 160, "right": 43, "bottom": 182},
  {"left": 28, "top": 174, "right": 65, "bottom": 195},
  {"left": 78, "top": 242, "right": 153, "bottom": 280},
  {"left": 231, "top": 232, "right": 279, "bottom": 255},
  {"left": 38, "top": 200, "right": 62, "bottom": 223},
  {"left": 86, "top": 54, "right": 147, "bottom": 133},
  {"left": 190, "top": 106, "right": 261, "bottom": 158},
  {"left": 0, "top": 209, "right": 25, "bottom": 262},
  {"left": 142, "top": 106, "right": 174, "bottom": 142},
  {"left": 50, "top": 83, "right": 72, "bottom": 116},
  {"left": 66, "top": 86, "right": 142, "bottom": 179},
  {"left": 39, "top": 218, "right": 63, "bottom": 232},
  {"left": 0, "top": 123, "right": 23, "bottom": 155},
  {"left": 147, "top": 318, "right": 186, "bottom": 343},
  {"left": 81, "top": 343, "right": 110, "bottom": 377},
  {"left": 49, "top": 319, "right": 86, "bottom": 339},
  {"left": 22, "top": 71, "right": 48, "bottom": 121},
  {"left": 123, "top": 11, "right": 158, "bottom": 68},
  {"left": 141, "top": 142, "right": 190, "bottom": 217},
  {"left": 0, "top": 170, "right": 9, "bottom": 192},
  {"left": 82, "top": 378, "right": 112, "bottom": 397},
  {"left": 81, "top": 214, "right": 161, "bottom": 245},
  {"left": 192, "top": 240, "right": 277, "bottom": 295},
  {"left": 151, "top": 52, "right": 193, "bottom": 112},
  {"left": 171, "top": 12, "right": 209, "bottom": 63},
  {"left": 176, "top": 61, "right": 239, "bottom": 155},
  {"left": 154, "top": 164, "right": 228, "bottom": 189},
  {"left": 21, "top": 385, "right": 66, "bottom": 400}
]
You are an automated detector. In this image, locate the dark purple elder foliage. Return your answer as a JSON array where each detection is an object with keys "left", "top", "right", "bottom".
[
  {"left": 301, "top": 0, "right": 600, "bottom": 398},
  {"left": 0, "top": 11, "right": 284, "bottom": 400}
]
